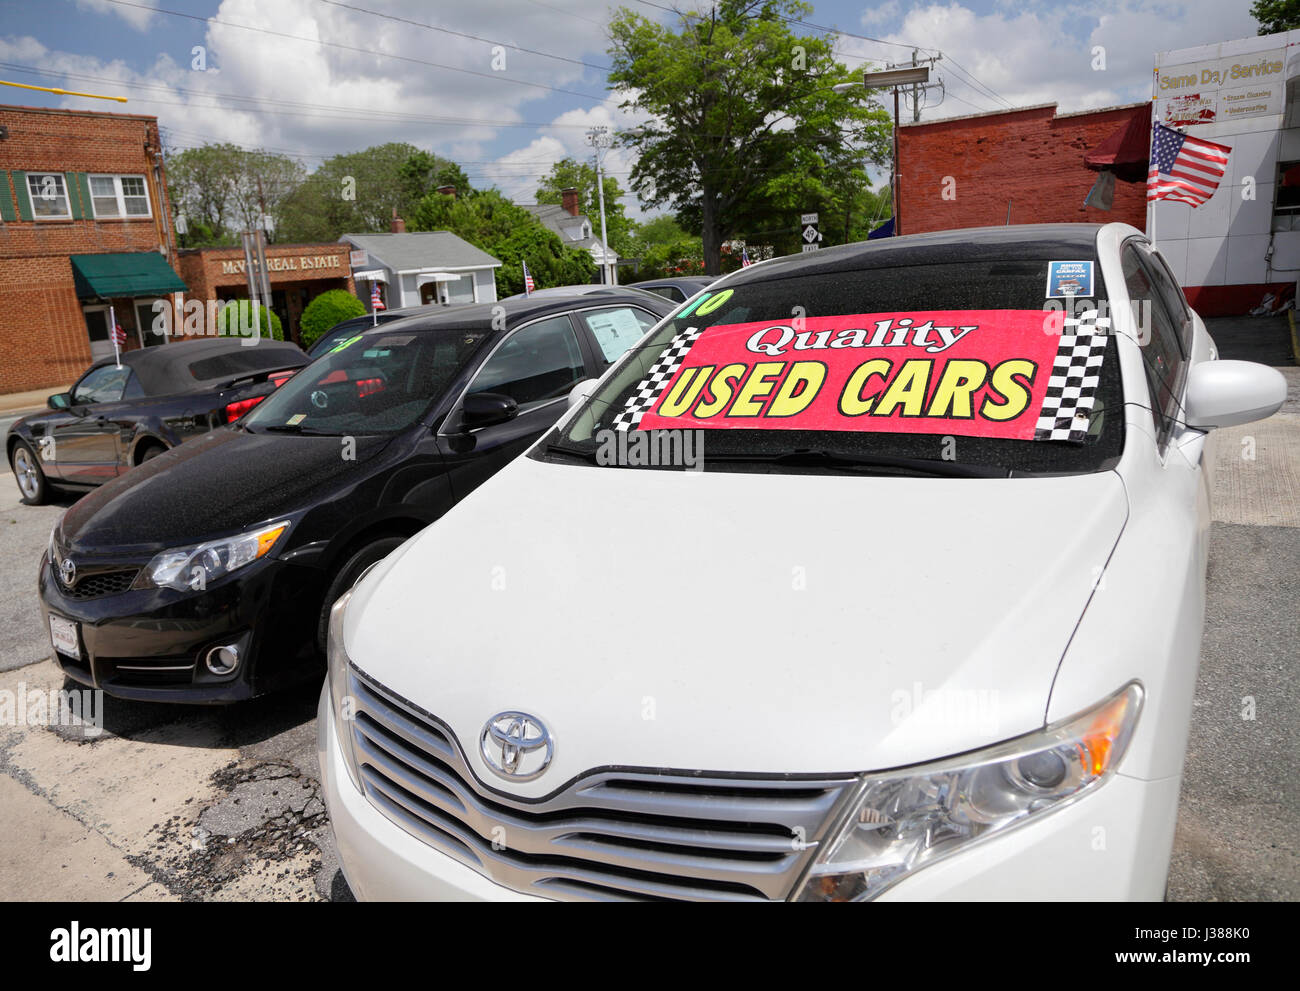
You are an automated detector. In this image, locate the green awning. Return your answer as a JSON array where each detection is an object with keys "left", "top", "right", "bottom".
[{"left": 70, "top": 252, "right": 187, "bottom": 300}]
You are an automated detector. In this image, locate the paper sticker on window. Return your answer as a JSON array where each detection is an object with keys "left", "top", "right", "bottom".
[
  {"left": 328, "top": 334, "right": 364, "bottom": 354},
  {"left": 611, "top": 310, "right": 1109, "bottom": 443},
  {"left": 1046, "top": 261, "right": 1094, "bottom": 298}
]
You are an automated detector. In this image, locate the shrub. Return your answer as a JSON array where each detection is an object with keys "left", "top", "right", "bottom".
[
  {"left": 300, "top": 289, "right": 367, "bottom": 349},
  {"left": 215, "top": 299, "right": 284, "bottom": 341}
]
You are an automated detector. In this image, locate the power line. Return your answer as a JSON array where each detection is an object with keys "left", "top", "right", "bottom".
[
  {"left": 315, "top": 0, "right": 613, "bottom": 72},
  {"left": 100, "top": 0, "right": 616, "bottom": 104}
]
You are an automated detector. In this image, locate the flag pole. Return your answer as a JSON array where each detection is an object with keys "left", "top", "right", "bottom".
[
  {"left": 109, "top": 303, "right": 121, "bottom": 368},
  {"left": 373, "top": 282, "right": 378, "bottom": 327}
]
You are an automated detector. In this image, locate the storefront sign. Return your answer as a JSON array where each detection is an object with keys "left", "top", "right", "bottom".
[
  {"left": 219, "top": 254, "right": 344, "bottom": 277},
  {"left": 1156, "top": 48, "right": 1285, "bottom": 126}
]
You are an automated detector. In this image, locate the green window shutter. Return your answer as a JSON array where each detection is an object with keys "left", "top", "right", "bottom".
[
  {"left": 0, "top": 173, "right": 16, "bottom": 222},
  {"left": 77, "top": 173, "right": 93, "bottom": 218},
  {"left": 67, "top": 173, "right": 84, "bottom": 219},
  {"left": 12, "top": 170, "right": 33, "bottom": 221}
]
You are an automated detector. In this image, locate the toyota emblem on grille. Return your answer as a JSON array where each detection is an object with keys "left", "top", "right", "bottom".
[
  {"left": 58, "top": 556, "right": 76, "bottom": 587},
  {"left": 480, "top": 712, "right": 553, "bottom": 781}
]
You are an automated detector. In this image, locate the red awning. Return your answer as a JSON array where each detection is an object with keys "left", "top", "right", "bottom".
[{"left": 1084, "top": 103, "right": 1152, "bottom": 184}]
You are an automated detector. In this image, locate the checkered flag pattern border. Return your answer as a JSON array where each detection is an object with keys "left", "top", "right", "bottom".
[
  {"left": 611, "top": 325, "right": 705, "bottom": 431},
  {"left": 1034, "top": 313, "right": 1111, "bottom": 443}
]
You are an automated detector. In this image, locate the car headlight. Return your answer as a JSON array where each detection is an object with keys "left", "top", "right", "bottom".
[
  {"left": 794, "top": 682, "right": 1143, "bottom": 902},
  {"left": 327, "top": 588, "right": 363, "bottom": 792},
  {"left": 134, "top": 520, "right": 289, "bottom": 592}
]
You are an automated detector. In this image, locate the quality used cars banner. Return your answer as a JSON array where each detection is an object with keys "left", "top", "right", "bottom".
[{"left": 613, "top": 310, "right": 1108, "bottom": 443}]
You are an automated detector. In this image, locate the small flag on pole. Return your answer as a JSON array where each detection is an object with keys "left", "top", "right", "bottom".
[
  {"left": 741, "top": 247, "right": 752, "bottom": 268},
  {"left": 108, "top": 304, "right": 123, "bottom": 367},
  {"left": 522, "top": 258, "right": 535, "bottom": 295},
  {"left": 1147, "top": 121, "right": 1230, "bottom": 207},
  {"left": 370, "top": 282, "right": 385, "bottom": 311}
]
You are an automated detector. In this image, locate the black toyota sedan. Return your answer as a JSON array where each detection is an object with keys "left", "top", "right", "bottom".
[
  {"left": 8, "top": 338, "right": 307, "bottom": 505},
  {"left": 41, "top": 291, "right": 671, "bottom": 702}
]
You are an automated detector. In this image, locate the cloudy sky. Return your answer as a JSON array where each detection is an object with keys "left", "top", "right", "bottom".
[{"left": 0, "top": 0, "right": 1261, "bottom": 217}]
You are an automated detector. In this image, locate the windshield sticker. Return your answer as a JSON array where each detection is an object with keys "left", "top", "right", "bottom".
[
  {"left": 286, "top": 413, "right": 306, "bottom": 425},
  {"left": 375, "top": 334, "right": 415, "bottom": 346},
  {"left": 611, "top": 310, "right": 1109, "bottom": 443},
  {"left": 1046, "top": 261, "right": 1094, "bottom": 298},
  {"left": 328, "top": 334, "right": 364, "bottom": 354}
]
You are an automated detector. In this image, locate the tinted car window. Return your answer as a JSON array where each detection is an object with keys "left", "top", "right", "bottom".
[
  {"left": 646, "top": 286, "right": 684, "bottom": 302},
  {"left": 244, "top": 329, "right": 489, "bottom": 434},
  {"left": 1138, "top": 244, "right": 1191, "bottom": 350},
  {"left": 468, "top": 315, "right": 585, "bottom": 410},
  {"left": 187, "top": 346, "right": 305, "bottom": 383},
  {"left": 73, "top": 365, "right": 132, "bottom": 404},
  {"left": 1122, "top": 245, "right": 1185, "bottom": 449},
  {"left": 546, "top": 259, "right": 1125, "bottom": 476},
  {"left": 579, "top": 306, "right": 658, "bottom": 363}
]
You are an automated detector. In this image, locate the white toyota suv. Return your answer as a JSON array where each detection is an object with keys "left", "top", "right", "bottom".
[{"left": 319, "top": 223, "right": 1285, "bottom": 901}]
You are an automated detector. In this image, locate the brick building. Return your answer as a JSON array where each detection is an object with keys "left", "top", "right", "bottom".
[
  {"left": 176, "top": 243, "right": 356, "bottom": 344},
  {"left": 0, "top": 104, "right": 186, "bottom": 393},
  {"left": 896, "top": 102, "right": 1149, "bottom": 237}
]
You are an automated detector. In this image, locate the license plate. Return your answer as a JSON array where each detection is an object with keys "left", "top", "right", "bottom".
[{"left": 49, "top": 615, "right": 80, "bottom": 660}]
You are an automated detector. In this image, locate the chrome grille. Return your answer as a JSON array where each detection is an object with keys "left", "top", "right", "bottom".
[{"left": 348, "top": 669, "right": 855, "bottom": 901}]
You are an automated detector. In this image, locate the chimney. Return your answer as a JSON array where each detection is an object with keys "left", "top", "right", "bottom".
[
  {"left": 560, "top": 187, "right": 580, "bottom": 217},
  {"left": 436, "top": 185, "right": 457, "bottom": 199},
  {"left": 390, "top": 207, "right": 406, "bottom": 234}
]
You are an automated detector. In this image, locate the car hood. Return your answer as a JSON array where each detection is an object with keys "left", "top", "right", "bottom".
[
  {"left": 347, "top": 456, "right": 1129, "bottom": 794},
  {"left": 59, "top": 427, "right": 391, "bottom": 555}
]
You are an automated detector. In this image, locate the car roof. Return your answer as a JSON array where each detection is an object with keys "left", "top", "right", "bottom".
[
  {"left": 94, "top": 338, "right": 308, "bottom": 395},
  {"left": 345, "top": 291, "right": 673, "bottom": 338},
  {"left": 628, "top": 277, "right": 713, "bottom": 290},
  {"left": 719, "top": 224, "right": 1106, "bottom": 287}
]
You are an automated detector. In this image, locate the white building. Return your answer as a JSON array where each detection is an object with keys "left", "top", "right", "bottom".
[
  {"left": 339, "top": 231, "right": 501, "bottom": 311},
  {"left": 521, "top": 188, "right": 619, "bottom": 285},
  {"left": 1151, "top": 31, "right": 1300, "bottom": 315}
]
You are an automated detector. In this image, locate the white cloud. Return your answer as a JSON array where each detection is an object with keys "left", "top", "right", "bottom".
[
  {"left": 841, "top": 1, "right": 1259, "bottom": 120},
  {"left": 74, "top": 0, "right": 157, "bottom": 31}
]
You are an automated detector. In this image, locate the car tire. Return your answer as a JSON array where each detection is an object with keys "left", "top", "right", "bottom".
[
  {"left": 10, "top": 440, "right": 48, "bottom": 506},
  {"left": 137, "top": 442, "right": 167, "bottom": 463},
  {"left": 316, "top": 536, "right": 407, "bottom": 652}
]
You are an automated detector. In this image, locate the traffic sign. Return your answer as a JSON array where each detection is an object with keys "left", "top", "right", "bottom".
[{"left": 800, "top": 213, "right": 819, "bottom": 225}]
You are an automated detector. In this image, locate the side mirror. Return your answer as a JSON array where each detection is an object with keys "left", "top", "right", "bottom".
[
  {"left": 567, "top": 378, "right": 598, "bottom": 409},
  {"left": 47, "top": 393, "right": 71, "bottom": 411},
  {"left": 1184, "top": 360, "right": 1286, "bottom": 429},
  {"left": 460, "top": 392, "right": 519, "bottom": 430}
]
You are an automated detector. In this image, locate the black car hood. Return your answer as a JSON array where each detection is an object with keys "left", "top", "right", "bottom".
[{"left": 60, "top": 427, "right": 392, "bottom": 554}]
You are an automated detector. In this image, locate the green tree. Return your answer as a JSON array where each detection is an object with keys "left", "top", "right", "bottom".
[
  {"left": 608, "top": 0, "right": 891, "bottom": 274},
  {"left": 625, "top": 214, "right": 704, "bottom": 280},
  {"left": 1251, "top": 0, "right": 1300, "bottom": 33},
  {"left": 215, "top": 299, "right": 284, "bottom": 341},
  {"left": 536, "top": 158, "right": 637, "bottom": 256},
  {"left": 276, "top": 143, "right": 466, "bottom": 242},
  {"left": 166, "top": 143, "right": 305, "bottom": 247},
  {"left": 300, "top": 289, "right": 367, "bottom": 348}
]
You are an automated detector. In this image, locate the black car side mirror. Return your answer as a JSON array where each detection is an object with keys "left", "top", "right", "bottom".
[
  {"left": 47, "top": 393, "right": 71, "bottom": 411},
  {"left": 460, "top": 392, "right": 519, "bottom": 430}
]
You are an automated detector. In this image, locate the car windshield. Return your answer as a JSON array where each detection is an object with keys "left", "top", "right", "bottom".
[
  {"left": 244, "top": 326, "right": 490, "bottom": 435},
  {"left": 542, "top": 258, "right": 1124, "bottom": 476}
]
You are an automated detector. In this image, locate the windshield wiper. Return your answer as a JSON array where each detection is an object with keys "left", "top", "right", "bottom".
[
  {"left": 259, "top": 424, "right": 340, "bottom": 436},
  {"left": 542, "top": 441, "right": 599, "bottom": 464},
  {"left": 705, "top": 448, "right": 1010, "bottom": 478}
]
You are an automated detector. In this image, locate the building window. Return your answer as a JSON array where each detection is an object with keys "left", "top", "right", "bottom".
[
  {"left": 89, "top": 174, "right": 151, "bottom": 218},
  {"left": 26, "top": 173, "right": 71, "bottom": 219}
]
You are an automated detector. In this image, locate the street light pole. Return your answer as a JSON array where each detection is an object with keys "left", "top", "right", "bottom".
[{"left": 586, "top": 126, "right": 614, "bottom": 285}]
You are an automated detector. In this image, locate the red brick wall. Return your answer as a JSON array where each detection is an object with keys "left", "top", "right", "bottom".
[
  {"left": 0, "top": 104, "right": 176, "bottom": 393},
  {"left": 897, "top": 104, "right": 1149, "bottom": 235}
]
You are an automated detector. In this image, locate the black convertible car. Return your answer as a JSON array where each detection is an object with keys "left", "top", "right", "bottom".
[
  {"left": 8, "top": 338, "right": 308, "bottom": 504},
  {"left": 41, "top": 291, "right": 671, "bottom": 702}
]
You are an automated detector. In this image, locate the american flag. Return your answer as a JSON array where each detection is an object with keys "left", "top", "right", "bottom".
[
  {"left": 370, "top": 282, "right": 385, "bottom": 311},
  {"left": 1148, "top": 121, "right": 1231, "bottom": 207},
  {"left": 741, "top": 247, "right": 752, "bottom": 268},
  {"left": 522, "top": 258, "right": 535, "bottom": 295}
]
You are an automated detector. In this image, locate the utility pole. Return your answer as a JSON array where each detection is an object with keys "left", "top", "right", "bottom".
[
  {"left": 586, "top": 126, "right": 615, "bottom": 286},
  {"left": 891, "top": 50, "right": 944, "bottom": 123}
]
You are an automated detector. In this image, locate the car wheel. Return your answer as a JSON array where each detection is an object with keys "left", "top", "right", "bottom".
[
  {"left": 10, "top": 440, "right": 48, "bottom": 505},
  {"left": 137, "top": 442, "right": 167, "bottom": 463},
  {"left": 316, "top": 536, "right": 407, "bottom": 652}
]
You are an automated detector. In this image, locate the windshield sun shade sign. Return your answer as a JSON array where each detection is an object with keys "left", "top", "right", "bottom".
[{"left": 612, "top": 309, "right": 1109, "bottom": 443}]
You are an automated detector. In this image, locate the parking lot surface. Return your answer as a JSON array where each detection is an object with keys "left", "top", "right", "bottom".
[{"left": 1, "top": 361, "right": 1297, "bottom": 902}]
